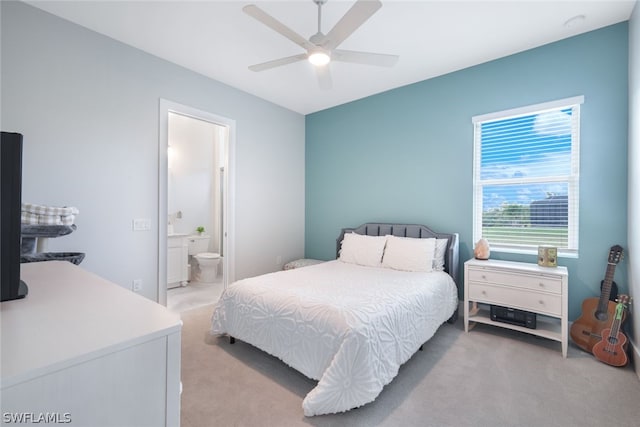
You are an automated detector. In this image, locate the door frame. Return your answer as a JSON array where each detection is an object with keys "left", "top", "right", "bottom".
[{"left": 158, "top": 99, "right": 236, "bottom": 306}]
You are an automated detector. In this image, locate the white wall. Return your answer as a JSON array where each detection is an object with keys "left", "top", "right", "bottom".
[
  {"left": 627, "top": 0, "right": 639, "bottom": 377},
  {"left": 1, "top": 2, "right": 305, "bottom": 300}
]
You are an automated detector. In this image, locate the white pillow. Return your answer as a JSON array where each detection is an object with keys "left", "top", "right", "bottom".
[
  {"left": 433, "top": 238, "right": 448, "bottom": 271},
  {"left": 339, "top": 233, "right": 387, "bottom": 267},
  {"left": 382, "top": 236, "right": 436, "bottom": 272}
]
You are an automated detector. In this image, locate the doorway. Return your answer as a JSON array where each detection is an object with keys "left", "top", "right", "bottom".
[{"left": 158, "top": 99, "right": 235, "bottom": 308}]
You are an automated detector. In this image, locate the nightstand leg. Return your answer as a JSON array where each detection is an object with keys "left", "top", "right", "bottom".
[
  {"left": 469, "top": 301, "right": 479, "bottom": 315},
  {"left": 464, "top": 301, "right": 469, "bottom": 333},
  {"left": 465, "top": 302, "right": 479, "bottom": 332}
]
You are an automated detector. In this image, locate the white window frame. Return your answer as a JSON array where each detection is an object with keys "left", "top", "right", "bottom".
[{"left": 472, "top": 96, "right": 583, "bottom": 257}]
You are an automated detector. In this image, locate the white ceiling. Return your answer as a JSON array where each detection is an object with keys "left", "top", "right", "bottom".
[{"left": 27, "top": 0, "right": 636, "bottom": 115}]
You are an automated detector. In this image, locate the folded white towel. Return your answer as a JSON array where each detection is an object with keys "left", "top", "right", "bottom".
[
  {"left": 21, "top": 203, "right": 79, "bottom": 217},
  {"left": 21, "top": 212, "right": 40, "bottom": 225},
  {"left": 21, "top": 203, "right": 79, "bottom": 226},
  {"left": 60, "top": 215, "right": 75, "bottom": 226}
]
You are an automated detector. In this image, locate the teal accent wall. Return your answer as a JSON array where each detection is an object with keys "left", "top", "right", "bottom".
[{"left": 305, "top": 23, "right": 629, "bottom": 321}]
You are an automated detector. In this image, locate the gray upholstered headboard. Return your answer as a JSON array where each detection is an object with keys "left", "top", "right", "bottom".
[{"left": 336, "top": 223, "right": 460, "bottom": 288}]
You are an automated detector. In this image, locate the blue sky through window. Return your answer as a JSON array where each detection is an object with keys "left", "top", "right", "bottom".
[{"left": 480, "top": 108, "right": 573, "bottom": 210}]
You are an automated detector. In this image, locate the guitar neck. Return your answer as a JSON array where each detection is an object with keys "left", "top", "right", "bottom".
[
  {"left": 609, "top": 316, "right": 622, "bottom": 337},
  {"left": 610, "top": 300, "right": 627, "bottom": 336},
  {"left": 598, "top": 263, "right": 617, "bottom": 311}
]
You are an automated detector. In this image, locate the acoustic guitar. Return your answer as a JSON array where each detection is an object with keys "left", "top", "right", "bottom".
[
  {"left": 570, "top": 245, "right": 624, "bottom": 353},
  {"left": 592, "top": 295, "right": 629, "bottom": 367}
]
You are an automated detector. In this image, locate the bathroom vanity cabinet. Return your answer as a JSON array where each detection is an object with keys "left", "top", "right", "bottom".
[{"left": 167, "top": 234, "right": 188, "bottom": 287}]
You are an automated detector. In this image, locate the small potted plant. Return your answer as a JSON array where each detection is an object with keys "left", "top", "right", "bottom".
[{"left": 196, "top": 226, "right": 205, "bottom": 235}]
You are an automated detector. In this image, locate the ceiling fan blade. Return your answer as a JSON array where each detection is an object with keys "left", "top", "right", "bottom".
[
  {"left": 324, "top": 0, "right": 382, "bottom": 50},
  {"left": 249, "top": 53, "right": 308, "bottom": 72},
  {"left": 316, "top": 65, "right": 332, "bottom": 90},
  {"left": 332, "top": 49, "right": 398, "bottom": 67},
  {"left": 243, "top": 4, "right": 315, "bottom": 51}
]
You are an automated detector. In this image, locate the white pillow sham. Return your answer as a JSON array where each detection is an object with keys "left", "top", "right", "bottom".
[
  {"left": 382, "top": 235, "right": 436, "bottom": 272},
  {"left": 433, "top": 238, "right": 448, "bottom": 271},
  {"left": 339, "top": 233, "right": 387, "bottom": 267}
]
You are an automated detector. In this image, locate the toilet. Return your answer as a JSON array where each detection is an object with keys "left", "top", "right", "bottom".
[{"left": 187, "top": 235, "right": 221, "bottom": 283}]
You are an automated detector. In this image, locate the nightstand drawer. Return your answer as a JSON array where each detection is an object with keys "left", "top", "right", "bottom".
[
  {"left": 468, "top": 283, "right": 562, "bottom": 316},
  {"left": 467, "top": 268, "right": 562, "bottom": 294}
]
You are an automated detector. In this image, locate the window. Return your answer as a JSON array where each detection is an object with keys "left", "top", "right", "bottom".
[{"left": 472, "top": 96, "right": 583, "bottom": 256}]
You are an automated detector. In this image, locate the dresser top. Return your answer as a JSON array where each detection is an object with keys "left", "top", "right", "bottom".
[
  {"left": 465, "top": 258, "right": 568, "bottom": 276},
  {"left": 1, "top": 261, "right": 182, "bottom": 388}
]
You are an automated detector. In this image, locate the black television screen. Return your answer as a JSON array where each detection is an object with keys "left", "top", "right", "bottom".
[{"left": 1, "top": 131, "right": 28, "bottom": 301}]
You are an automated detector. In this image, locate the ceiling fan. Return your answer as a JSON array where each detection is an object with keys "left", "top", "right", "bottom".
[{"left": 243, "top": 0, "right": 399, "bottom": 89}]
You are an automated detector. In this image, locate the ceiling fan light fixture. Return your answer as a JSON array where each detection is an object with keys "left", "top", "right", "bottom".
[{"left": 308, "top": 50, "right": 331, "bottom": 66}]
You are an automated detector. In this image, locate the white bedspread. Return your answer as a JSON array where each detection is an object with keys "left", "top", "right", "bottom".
[{"left": 210, "top": 260, "right": 458, "bottom": 416}]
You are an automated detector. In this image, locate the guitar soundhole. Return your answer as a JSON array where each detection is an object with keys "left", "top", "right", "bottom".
[
  {"left": 595, "top": 311, "right": 608, "bottom": 321},
  {"left": 607, "top": 337, "right": 618, "bottom": 345}
]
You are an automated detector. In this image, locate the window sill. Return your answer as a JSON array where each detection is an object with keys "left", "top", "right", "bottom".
[{"left": 489, "top": 246, "right": 578, "bottom": 259}]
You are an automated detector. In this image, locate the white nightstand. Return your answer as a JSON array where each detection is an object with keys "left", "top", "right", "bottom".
[{"left": 464, "top": 258, "right": 569, "bottom": 357}]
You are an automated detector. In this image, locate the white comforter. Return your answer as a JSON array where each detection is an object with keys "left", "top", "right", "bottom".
[{"left": 210, "top": 260, "right": 458, "bottom": 416}]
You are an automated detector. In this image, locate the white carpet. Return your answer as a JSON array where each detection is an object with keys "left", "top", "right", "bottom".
[
  {"left": 167, "top": 279, "right": 224, "bottom": 313},
  {"left": 179, "top": 304, "right": 640, "bottom": 427}
]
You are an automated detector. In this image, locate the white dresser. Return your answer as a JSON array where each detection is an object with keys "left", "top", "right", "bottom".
[
  {"left": 1, "top": 261, "right": 182, "bottom": 426},
  {"left": 464, "top": 258, "right": 568, "bottom": 357}
]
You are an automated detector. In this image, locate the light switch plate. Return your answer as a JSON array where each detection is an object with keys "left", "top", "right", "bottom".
[{"left": 133, "top": 218, "right": 151, "bottom": 231}]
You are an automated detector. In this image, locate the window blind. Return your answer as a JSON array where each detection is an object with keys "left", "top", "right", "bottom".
[{"left": 472, "top": 96, "right": 583, "bottom": 255}]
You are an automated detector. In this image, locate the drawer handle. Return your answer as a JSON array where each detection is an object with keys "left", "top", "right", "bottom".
[
  {"left": 481, "top": 290, "right": 487, "bottom": 295},
  {"left": 538, "top": 300, "right": 545, "bottom": 305},
  {"left": 539, "top": 282, "right": 545, "bottom": 288},
  {"left": 482, "top": 275, "right": 487, "bottom": 280}
]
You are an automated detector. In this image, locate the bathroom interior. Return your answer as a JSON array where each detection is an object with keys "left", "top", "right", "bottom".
[{"left": 166, "top": 112, "right": 227, "bottom": 312}]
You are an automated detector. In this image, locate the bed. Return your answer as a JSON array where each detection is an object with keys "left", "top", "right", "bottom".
[{"left": 210, "top": 223, "right": 459, "bottom": 416}]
